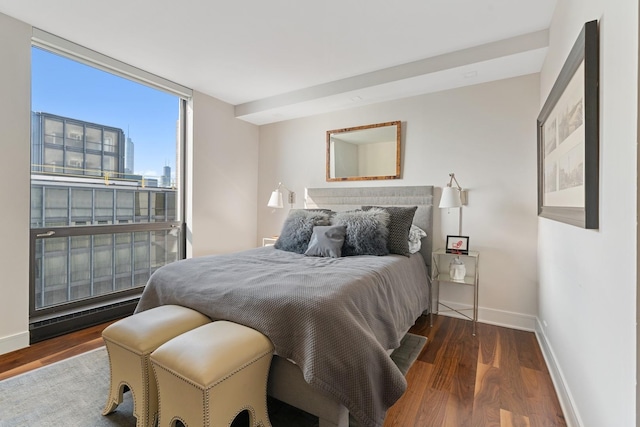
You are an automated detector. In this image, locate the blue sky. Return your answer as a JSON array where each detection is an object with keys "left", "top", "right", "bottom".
[{"left": 31, "top": 47, "right": 179, "bottom": 180}]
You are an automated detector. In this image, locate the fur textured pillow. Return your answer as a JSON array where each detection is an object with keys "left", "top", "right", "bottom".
[
  {"left": 362, "top": 206, "right": 417, "bottom": 256},
  {"left": 274, "top": 210, "right": 331, "bottom": 254},
  {"left": 332, "top": 208, "right": 390, "bottom": 256}
]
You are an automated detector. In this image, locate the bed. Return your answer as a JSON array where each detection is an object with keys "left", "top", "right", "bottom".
[{"left": 135, "top": 186, "right": 434, "bottom": 427}]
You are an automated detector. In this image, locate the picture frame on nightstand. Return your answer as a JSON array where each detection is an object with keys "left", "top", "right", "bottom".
[{"left": 445, "top": 235, "right": 469, "bottom": 255}]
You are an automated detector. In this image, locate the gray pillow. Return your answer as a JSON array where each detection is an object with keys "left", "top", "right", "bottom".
[
  {"left": 362, "top": 206, "right": 417, "bottom": 256},
  {"left": 304, "top": 225, "right": 347, "bottom": 258},
  {"left": 274, "top": 210, "right": 331, "bottom": 254},
  {"left": 332, "top": 208, "right": 390, "bottom": 256}
]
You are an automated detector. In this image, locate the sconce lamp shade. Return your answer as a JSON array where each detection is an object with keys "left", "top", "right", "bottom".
[
  {"left": 439, "top": 186, "right": 462, "bottom": 208},
  {"left": 439, "top": 172, "right": 465, "bottom": 235},
  {"left": 267, "top": 190, "right": 284, "bottom": 208},
  {"left": 267, "top": 182, "right": 296, "bottom": 209}
]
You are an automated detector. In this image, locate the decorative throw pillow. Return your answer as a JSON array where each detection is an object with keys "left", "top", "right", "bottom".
[
  {"left": 304, "top": 225, "right": 347, "bottom": 258},
  {"left": 303, "top": 208, "right": 334, "bottom": 214},
  {"left": 408, "top": 224, "right": 427, "bottom": 254},
  {"left": 362, "top": 205, "right": 417, "bottom": 256},
  {"left": 332, "top": 208, "right": 390, "bottom": 256},
  {"left": 274, "top": 210, "right": 331, "bottom": 254}
]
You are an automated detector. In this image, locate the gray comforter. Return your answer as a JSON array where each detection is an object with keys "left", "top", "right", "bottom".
[{"left": 135, "top": 246, "right": 429, "bottom": 427}]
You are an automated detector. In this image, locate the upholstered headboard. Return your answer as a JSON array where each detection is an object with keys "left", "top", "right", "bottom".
[{"left": 305, "top": 186, "right": 434, "bottom": 271}]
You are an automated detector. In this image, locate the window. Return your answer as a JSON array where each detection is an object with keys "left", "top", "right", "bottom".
[
  {"left": 65, "top": 123, "right": 84, "bottom": 149},
  {"left": 30, "top": 29, "right": 190, "bottom": 340},
  {"left": 44, "top": 118, "right": 63, "bottom": 144},
  {"left": 70, "top": 189, "right": 92, "bottom": 225},
  {"left": 85, "top": 126, "right": 102, "bottom": 151},
  {"left": 103, "top": 130, "right": 118, "bottom": 153}
]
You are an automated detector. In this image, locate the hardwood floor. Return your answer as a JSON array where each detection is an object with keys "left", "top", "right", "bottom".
[
  {"left": 387, "top": 315, "right": 566, "bottom": 427},
  {"left": 0, "top": 320, "right": 117, "bottom": 381},
  {"left": 0, "top": 315, "right": 565, "bottom": 427}
]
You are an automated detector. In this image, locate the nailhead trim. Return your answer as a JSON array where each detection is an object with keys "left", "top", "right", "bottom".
[
  {"left": 103, "top": 339, "right": 154, "bottom": 427},
  {"left": 102, "top": 336, "right": 146, "bottom": 356},
  {"left": 170, "top": 415, "right": 188, "bottom": 427},
  {"left": 141, "top": 354, "right": 151, "bottom": 425},
  {"left": 153, "top": 349, "right": 274, "bottom": 427}
]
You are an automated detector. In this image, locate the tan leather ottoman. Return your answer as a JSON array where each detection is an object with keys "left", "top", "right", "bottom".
[
  {"left": 150, "top": 321, "right": 275, "bottom": 427},
  {"left": 102, "top": 305, "right": 211, "bottom": 427}
]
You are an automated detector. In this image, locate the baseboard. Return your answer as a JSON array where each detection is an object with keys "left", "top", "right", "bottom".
[
  {"left": 0, "top": 330, "right": 30, "bottom": 356},
  {"left": 534, "top": 318, "right": 582, "bottom": 427},
  {"left": 437, "top": 300, "right": 537, "bottom": 331},
  {"left": 29, "top": 299, "right": 138, "bottom": 343}
]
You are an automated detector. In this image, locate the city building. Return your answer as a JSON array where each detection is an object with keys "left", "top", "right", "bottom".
[
  {"left": 125, "top": 137, "right": 134, "bottom": 174},
  {"left": 31, "top": 112, "right": 125, "bottom": 178},
  {"left": 162, "top": 165, "right": 171, "bottom": 187},
  {"left": 29, "top": 112, "right": 178, "bottom": 325}
]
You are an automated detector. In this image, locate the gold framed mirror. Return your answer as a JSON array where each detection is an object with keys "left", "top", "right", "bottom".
[{"left": 326, "top": 121, "right": 401, "bottom": 182}]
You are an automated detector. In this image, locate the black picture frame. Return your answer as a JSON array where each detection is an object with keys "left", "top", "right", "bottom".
[
  {"left": 446, "top": 235, "right": 469, "bottom": 255},
  {"left": 537, "top": 20, "right": 599, "bottom": 229}
]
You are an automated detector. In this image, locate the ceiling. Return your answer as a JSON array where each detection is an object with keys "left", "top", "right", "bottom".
[{"left": 0, "top": 0, "right": 557, "bottom": 125}]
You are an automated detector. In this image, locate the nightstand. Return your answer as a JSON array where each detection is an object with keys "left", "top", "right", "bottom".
[
  {"left": 262, "top": 237, "right": 278, "bottom": 247},
  {"left": 430, "top": 248, "right": 479, "bottom": 335}
]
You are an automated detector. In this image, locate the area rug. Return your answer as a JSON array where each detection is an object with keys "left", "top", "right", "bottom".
[{"left": 0, "top": 333, "right": 426, "bottom": 427}]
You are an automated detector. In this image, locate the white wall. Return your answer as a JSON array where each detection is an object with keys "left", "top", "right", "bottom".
[
  {"left": 537, "top": 1, "right": 638, "bottom": 426},
  {"left": 0, "top": 12, "right": 31, "bottom": 355},
  {"left": 258, "top": 74, "right": 540, "bottom": 329},
  {"left": 188, "top": 92, "right": 259, "bottom": 257},
  {"left": 0, "top": 12, "right": 260, "bottom": 355}
]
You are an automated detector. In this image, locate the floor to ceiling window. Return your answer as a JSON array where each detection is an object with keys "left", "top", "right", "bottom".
[{"left": 29, "top": 30, "right": 191, "bottom": 342}]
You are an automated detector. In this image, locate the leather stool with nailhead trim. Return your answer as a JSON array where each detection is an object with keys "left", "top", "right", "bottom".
[
  {"left": 102, "top": 305, "right": 211, "bottom": 427},
  {"left": 150, "top": 321, "right": 274, "bottom": 427}
]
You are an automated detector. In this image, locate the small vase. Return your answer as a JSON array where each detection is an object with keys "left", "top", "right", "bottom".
[{"left": 449, "top": 256, "right": 466, "bottom": 281}]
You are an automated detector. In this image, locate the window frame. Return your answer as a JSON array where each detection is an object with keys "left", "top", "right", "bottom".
[{"left": 29, "top": 30, "right": 190, "bottom": 323}]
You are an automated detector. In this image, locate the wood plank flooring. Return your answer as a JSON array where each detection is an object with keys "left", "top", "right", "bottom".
[
  {"left": 387, "top": 315, "right": 566, "bottom": 427},
  {"left": 0, "top": 315, "right": 565, "bottom": 427},
  {"left": 0, "top": 320, "right": 116, "bottom": 381}
]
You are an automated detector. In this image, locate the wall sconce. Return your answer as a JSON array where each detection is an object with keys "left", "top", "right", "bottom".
[
  {"left": 267, "top": 182, "right": 296, "bottom": 209},
  {"left": 439, "top": 172, "right": 467, "bottom": 234}
]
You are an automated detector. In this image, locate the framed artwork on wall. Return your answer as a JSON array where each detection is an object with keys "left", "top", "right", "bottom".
[{"left": 537, "top": 20, "right": 599, "bottom": 229}]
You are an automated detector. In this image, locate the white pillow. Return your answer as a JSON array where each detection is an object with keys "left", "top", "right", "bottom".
[{"left": 408, "top": 224, "right": 427, "bottom": 254}]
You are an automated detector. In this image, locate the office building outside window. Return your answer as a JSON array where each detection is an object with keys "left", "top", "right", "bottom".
[
  {"left": 30, "top": 112, "right": 180, "bottom": 311},
  {"left": 29, "top": 35, "right": 189, "bottom": 342}
]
